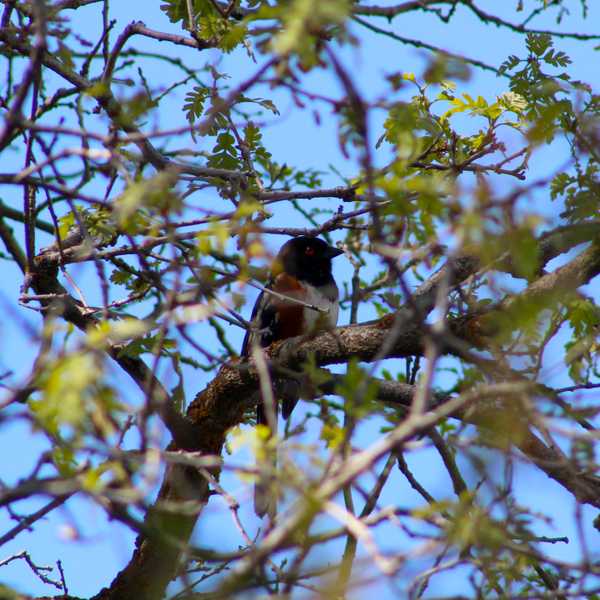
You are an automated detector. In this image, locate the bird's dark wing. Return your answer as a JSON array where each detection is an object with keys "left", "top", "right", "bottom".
[{"left": 240, "top": 287, "right": 277, "bottom": 358}]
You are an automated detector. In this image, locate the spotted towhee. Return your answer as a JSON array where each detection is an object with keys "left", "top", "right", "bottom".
[{"left": 241, "top": 236, "right": 343, "bottom": 517}]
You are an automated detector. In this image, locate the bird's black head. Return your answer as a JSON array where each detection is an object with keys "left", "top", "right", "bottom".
[{"left": 275, "top": 236, "right": 343, "bottom": 286}]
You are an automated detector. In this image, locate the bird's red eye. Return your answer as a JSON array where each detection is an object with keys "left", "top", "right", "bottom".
[{"left": 305, "top": 246, "right": 315, "bottom": 256}]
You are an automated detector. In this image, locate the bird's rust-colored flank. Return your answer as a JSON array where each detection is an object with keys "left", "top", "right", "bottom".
[{"left": 271, "top": 273, "right": 306, "bottom": 338}]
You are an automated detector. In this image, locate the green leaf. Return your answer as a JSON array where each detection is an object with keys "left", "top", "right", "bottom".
[
  {"left": 87, "top": 318, "right": 151, "bottom": 349},
  {"left": 320, "top": 422, "right": 345, "bottom": 449},
  {"left": 207, "top": 131, "right": 240, "bottom": 170},
  {"left": 526, "top": 33, "right": 552, "bottom": 57},
  {"left": 220, "top": 24, "right": 248, "bottom": 53},
  {"left": 160, "top": 0, "right": 188, "bottom": 24},
  {"left": 115, "top": 171, "right": 180, "bottom": 230},
  {"left": 183, "top": 86, "right": 210, "bottom": 125},
  {"left": 31, "top": 354, "right": 100, "bottom": 434},
  {"left": 273, "top": 0, "right": 351, "bottom": 58}
]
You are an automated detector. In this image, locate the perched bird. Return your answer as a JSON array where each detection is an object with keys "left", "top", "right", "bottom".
[{"left": 241, "top": 236, "right": 343, "bottom": 517}]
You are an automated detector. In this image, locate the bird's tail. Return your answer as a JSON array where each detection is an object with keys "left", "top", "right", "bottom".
[{"left": 254, "top": 379, "right": 300, "bottom": 520}]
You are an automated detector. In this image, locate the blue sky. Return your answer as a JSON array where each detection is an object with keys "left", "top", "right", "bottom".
[{"left": 0, "top": 1, "right": 599, "bottom": 597}]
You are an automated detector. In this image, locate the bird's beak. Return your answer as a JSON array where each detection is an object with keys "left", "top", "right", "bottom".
[{"left": 326, "top": 246, "right": 344, "bottom": 259}]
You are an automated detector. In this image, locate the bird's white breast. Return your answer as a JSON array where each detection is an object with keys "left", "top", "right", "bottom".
[{"left": 302, "top": 283, "right": 339, "bottom": 333}]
